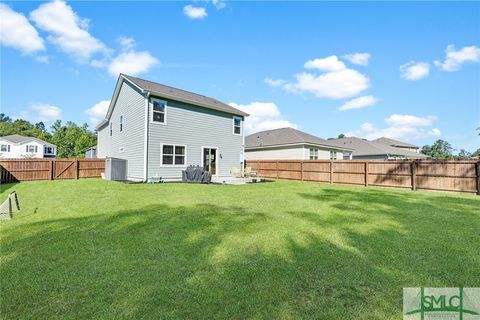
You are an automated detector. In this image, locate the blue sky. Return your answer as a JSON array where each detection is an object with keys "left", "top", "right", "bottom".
[{"left": 1, "top": 1, "right": 479, "bottom": 151}]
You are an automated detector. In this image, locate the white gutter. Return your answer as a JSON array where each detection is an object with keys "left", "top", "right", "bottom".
[{"left": 143, "top": 91, "right": 150, "bottom": 181}]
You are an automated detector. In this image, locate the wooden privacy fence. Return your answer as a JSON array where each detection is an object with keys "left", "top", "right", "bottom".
[
  {"left": 247, "top": 160, "right": 480, "bottom": 195},
  {"left": 0, "top": 158, "right": 105, "bottom": 183}
]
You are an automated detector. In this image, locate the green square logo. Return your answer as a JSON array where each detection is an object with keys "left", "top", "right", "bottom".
[{"left": 404, "top": 288, "right": 480, "bottom": 320}]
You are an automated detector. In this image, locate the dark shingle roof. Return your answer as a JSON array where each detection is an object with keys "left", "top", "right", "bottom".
[
  {"left": 122, "top": 74, "right": 248, "bottom": 117},
  {"left": 372, "top": 137, "right": 419, "bottom": 148},
  {"left": 245, "top": 127, "right": 353, "bottom": 151},
  {"left": 0, "top": 134, "right": 56, "bottom": 147},
  {"left": 327, "top": 137, "right": 427, "bottom": 158}
]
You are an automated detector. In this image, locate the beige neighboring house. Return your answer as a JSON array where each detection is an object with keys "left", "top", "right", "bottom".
[
  {"left": 0, "top": 134, "right": 57, "bottom": 158},
  {"left": 326, "top": 136, "right": 427, "bottom": 160},
  {"left": 245, "top": 127, "right": 353, "bottom": 161}
]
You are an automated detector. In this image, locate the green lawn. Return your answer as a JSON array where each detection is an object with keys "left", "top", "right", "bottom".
[{"left": 0, "top": 179, "right": 479, "bottom": 319}]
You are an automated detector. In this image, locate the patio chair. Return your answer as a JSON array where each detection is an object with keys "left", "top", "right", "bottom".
[
  {"left": 244, "top": 166, "right": 257, "bottom": 177},
  {"left": 231, "top": 166, "right": 243, "bottom": 178}
]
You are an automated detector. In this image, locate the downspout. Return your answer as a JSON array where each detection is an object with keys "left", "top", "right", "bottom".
[{"left": 143, "top": 91, "right": 150, "bottom": 181}]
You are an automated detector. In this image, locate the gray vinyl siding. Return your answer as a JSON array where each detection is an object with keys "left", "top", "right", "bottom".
[
  {"left": 352, "top": 154, "right": 389, "bottom": 160},
  {"left": 147, "top": 97, "right": 244, "bottom": 179},
  {"left": 97, "top": 81, "right": 145, "bottom": 180}
]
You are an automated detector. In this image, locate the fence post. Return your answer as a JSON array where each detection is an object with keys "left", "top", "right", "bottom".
[
  {"left": 411, "top": 160, "right": 417, "bottom": 191},
  {"left": 329, "top": 160, "right": 333, "bottom": 184},
  {"left": 364, "top": 161, "right": 369, "bottom": 187},
  {"left": 476, "top": 161, "right": 480, "bottom": 195},
  {"left": 75, "top": 159, "right": 79, "bottom": 180},
  {"left": 276, "top": 161, "right": 279, "bottom": 179},
  {"left": 50, "top": 160, "right": 54, "bottom": 180},
  {"left": 301, "top": 161, "right": 304, "bottom": 181}
]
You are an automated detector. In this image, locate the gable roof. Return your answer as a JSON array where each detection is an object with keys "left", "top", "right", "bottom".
[
  {"left": 0, "top": 134, "right": 56, "bottom": 147},
  {"left": 326, "top": 137, "right": 427, "bottom": 158},
  {"left": 97, "top": 74, "right": 248, "bottom": 129},
  {"left": 245, "top": 127, "right": 354, "bottom": 151},
  {"left": 372, "top": 137, "right": 419, "bottom": 148}
]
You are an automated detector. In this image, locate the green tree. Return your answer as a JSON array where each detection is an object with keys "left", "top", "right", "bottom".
[
  {"left": 421, "top": 139, "right": 454, "bottom": 159},
  {"left": 456, "top": 149, "right": 471, "bottom": 160},
  {"left": 51, "top": 121, "right": 96, "bottom": 158},
  {"left": 337, "top": 133, "right": 345, "bottom": 138}
]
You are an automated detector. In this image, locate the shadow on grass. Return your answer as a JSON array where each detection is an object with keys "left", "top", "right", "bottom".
[{"left": 1, "top": 188, "right": 479, "bottom": 319}]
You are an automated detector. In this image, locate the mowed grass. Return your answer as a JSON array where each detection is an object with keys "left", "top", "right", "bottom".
[{"left": 0, "top": 179, "right": 479, "bottom": 319}]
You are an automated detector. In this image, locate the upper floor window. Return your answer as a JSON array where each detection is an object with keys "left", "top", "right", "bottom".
[
  {"left": 162, "top": 144, "right": 186, "bottom": 165},
  {"left": 26, "top": 145, "right": 37, "bottom": 153},
  {"left": 330, "top": 150, "right": 337, "bottom": 160},
  {"left": 309, "top": 148, "right": 318, "bottom": 160},
  {"left": 109, "top": 122, "right": 113, "bottom": 136},
  {"left": 152, "top": 98, "right": 166, "bottom": 124},
  {"left": 1, "top": 144, "right": 10, "bottom": 152},
  {"left": 119, "top": 115, "right": 124, "bottom": 132},
  {"left": 233, "top": 116, "right": 242, "bottom": 135}
]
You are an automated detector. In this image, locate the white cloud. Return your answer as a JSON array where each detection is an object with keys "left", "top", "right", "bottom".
[
  {"left": 282, "top": 55, "right": 370, "bottom": 99},
  {"left": 434, "top": 45, "right": 480, "bottom": 71},
  {"left": 0, "top": 3, "right": 45, "bottom": 54},
  {"left": 343, "top": 53, "right": 370, "bottom": 66},
  {"left": 183, "top": 5, "right": 207, "bottom": 19},
  {"left": 118, "top": 36, "right": 135, "bottom": 50},
  {"left": 339, "top": 95, "right": 378, "bottom": 111},
  {"left": 304, "top": 56, "right": 346, "bottom": 72},
  {"left": 212, "top": 0, "right": 226, "bottom": 10},
  {"left": 108, "top": 50, "right": 158, "bottom": 77},
  {"left": 16, "top": 103, "right": 62, "bottom": 125},
  {"left": 285, "top": 68, "right": 370, "bottom": 99},
  {"left": 30, "top": 0, "right": 108, "bottom": 62},
  {"left": 400, "top": 61, "right": 430, "bottom": 81},
  {"left": 264, "top": 78, "right": 286, "bottom": 87},
  {"left": 347, "top": 114, "right": 441, "bottom": 140},
  {"left": 385, "top": 114, "right": 437, "bottom": 127},
  {"left": 229, "top": 102, "right": 297, "bottom": 134},
  {"left": 85, "top": 100, "right": 110, "bottom": 125}
]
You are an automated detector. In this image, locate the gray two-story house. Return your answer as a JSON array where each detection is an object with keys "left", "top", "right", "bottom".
[{"left": 97, "top": 74, "right": 248, "bottom": 181}]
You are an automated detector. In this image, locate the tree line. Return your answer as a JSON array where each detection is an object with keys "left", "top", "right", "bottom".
[
  {"left": 1, "top": 113, "right": 478, "bottom": 159},
  {"left": 0, "top": 114, "right": 96, "bottom": 158}
]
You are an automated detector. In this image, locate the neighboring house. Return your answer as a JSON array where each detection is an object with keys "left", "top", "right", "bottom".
[
  {"left": 84, "top": 146, "right": 97, "bottom": 158},
  {"left": 0, "top": 134, "right": 57, "bottom": 158},
  {"left": 245, "top": 127, "right": 353, "bottom": 161},
  {"left": 372, "top": 137, "right": 421, "bottom": 154},
  {"left": 96, "top": 74, "right": 248, "bottom": 181},
  {"left": 326, "top": 137, "right": 428, "bottom": 160}
]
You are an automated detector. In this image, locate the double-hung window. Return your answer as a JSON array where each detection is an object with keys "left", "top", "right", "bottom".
[
  {"left": 330, "top": 150, "right": 337, "bottom": 160},
  {"left": 119, "top": 115, "right": 124, "bottom": 132},
  {"left": 109, "top": 123, "right": 113, "bottom": 136},
  {"left": 0, "top": 145, "right": 10, "bottom": 152},
  {"left": 152, "top": 98, "right": 166, "bottom": 124},
  {"left": 233, "top": 116, "right": 242, "bottom": 135},
  {"left": 309, "top": 148, "right": 318, "bottom": 160},
  {"left": 26, "top": 145, "right": 37, "bottom": 153},
  {"left": 162, "top": 144, "right": 186, "bottom": 165}
]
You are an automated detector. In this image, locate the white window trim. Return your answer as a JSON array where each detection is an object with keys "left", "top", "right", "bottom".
[
  {"left": 160, "top": 143, "right": 187, "bottom": 167},
  {"left": 201, "top": 146, "right": 219, "bottom": 176},
  {"left": 44, "top": 147, "right": 54, "bottom": 154},
  {"left": 330, "top": 150, "right": 337, "bottom": 160},
  {"left": 233, "top": 116, "right": 242, "bottom": 135},
  {"left": 0, "top": 144, "right": 10, "bottom": 152},
  {"left": 26, "top": 145, "right": 37, "bottom": 153},
  {"left": 109, "top": 122, "right": 113, "bottom": 136},
  {"left": 150, "top": 98, "right": 167, "bottom": 125},
  {"left": 119, "top": 115, "right": 124, "bottom": 133},
  {"left": 309, "top": 147, "right": 319, "bottom": 160}
]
